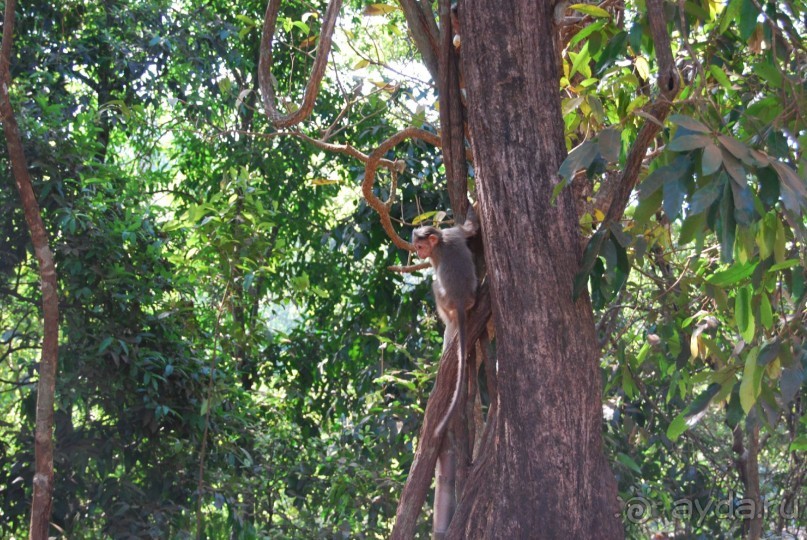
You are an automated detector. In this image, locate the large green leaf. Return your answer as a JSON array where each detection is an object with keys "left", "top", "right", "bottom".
[
  {"left": 706, "top": 261, "right": 757, "bottom": 287},
  {"left": 739, "top": 347, "right": 759, "bottom": 413},
  {"left": 638, "top": 156, "right": 691, "bottom": 200},
  {"left": 668, "top": 134, "right": 712, "bottom": 152},
  {"left": 701, "top": 143, "right": 722, "bottom": 176},
  {"left": 689, "top": 175, "right": 724, "bottom": 215},
  {"left": 669, "top": 114, "right": 711, "bottom": 133}
]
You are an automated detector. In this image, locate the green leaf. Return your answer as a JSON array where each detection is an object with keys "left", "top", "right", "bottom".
[
  {"left": 569, "top": 20, "right": 606, "bottom": 47},
  {"left": 780, "top": 366, "right": 804, "bottom": 405},
  {"left": 569, "top": 3, "right": 612, "bottom": 18},
  {"left": 739, "top": 347, "right": 759, "bottom": 413},
  {"left": 633, "top": 188, "right": 662, "bottom": 225},
  {"left": 573, "top": 229, "right": 607, "bottom": 300},
  {"left": 412, "top": 210, "right": 437, "bottom": 225},
  {"left": 706, "top": 261, "right": 757, "bottom": 287},
  {"left": 756, "top": 214, "right": 776, "bottom": 260},
  {"left": 752, "top": 62, "right": 782, "bottom": 88},
  {"left": 610, "top": 235, "right": 630, "bottom": 295},
  {"left": 767, "top": 259, "right": 800, "bottom": 273},
  {"left": 638, "top": 156, "right": 690, "bottom": 200},
  {"left": 598, "top": 128, "right": 621, "bottom": 162},
  {"left": 774, "top": 219, "right": 786, "bottom": 263},
  {"left": 663, "top": 177, "right": 686, "bottom": 220},
  {"left": 757, "top": 340, "right": 780, "bottom": 366},
  {"left": 667, "top": 412, "right": 688, "bottom": 441},
  {"left": 689, "top": 176, "right": 724, "bottom": 215},
  {"left": 759, "top": 293, "right": 773, "bottom": 331},
  {"left": 669, "top": 114, "right": 711, "bottom": 133},
  {"left": 686, "top": 383, "right": 721, "bottom": 417},
  {"left": 718, "top": 134, "right": 751, "bottom": 162},
  {"left": 720, "top": 180, "right": 736, "bottom": 263},
  {"left": 668, "top": 134, "right": 712, "bottom": 152},
  {"left": 634, "top": 56, "right": 650, "bottom": 80},
  {"left": 558, "top": 140, "right": 599, "bottom": 181},
  {"left": 99, "top": 336, "right": 114, "bottom": 353},
  {"left": 730, "top": 178, "right": 755, "bottom": 225},
  {"left": 709, "top": 64, "right": 733, "bottom": 90},
  {"left": 771, "top": 161, "right": 807, "bottom": 215},
  {"left": 739, "top": 0, "right": 760, "bottom": 40},
  {"left": 616, "top": 453, "right": 642, "bottom": 474},
  {"left": 721, "top": 148, "right": 747, "bottom": 187},
  {"left": 790, "top": 435, "right": 807, "bottom": 451},
  {"left": 679, "top": 212, "right": 706, "bottom": 245},
  {"left": 702, "top": 143, "right": 722, "bottom": 176},
  {"left": 570, "top": 41, "right": 591, "bottom": 79},
  {"left": 735, "top": 285, "right": 755, "bottom": 343}
]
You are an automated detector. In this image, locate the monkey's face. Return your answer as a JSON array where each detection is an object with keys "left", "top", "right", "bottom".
[{"left": 412, "top": 233, "right": 438, "bottom": 259}]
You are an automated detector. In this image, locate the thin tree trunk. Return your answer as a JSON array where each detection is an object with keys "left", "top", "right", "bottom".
[
  {"left": 447, "top": 1, "right": 622, "bottom": 537},
  {"left": 0, "top": 1, "right": 60, "bottom": 538},
  {"left": 746, "top": 424, "right": 762, "bottom": 540}
]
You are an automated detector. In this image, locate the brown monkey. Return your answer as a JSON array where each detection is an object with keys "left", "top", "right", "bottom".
[{"left": 412, "top": 219, "right": 477, "bottom": 435}]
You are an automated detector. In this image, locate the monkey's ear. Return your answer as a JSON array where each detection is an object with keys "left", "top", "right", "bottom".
[{"left": 428, "top": 234, "right": 439, "bottom": 247}]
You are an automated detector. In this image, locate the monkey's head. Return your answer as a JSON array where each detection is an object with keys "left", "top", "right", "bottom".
[{"left": 412, "top": 226, "right": 442, "bottom": 259}]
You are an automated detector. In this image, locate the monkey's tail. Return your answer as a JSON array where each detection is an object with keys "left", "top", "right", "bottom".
[{"left": 435, "top": 309, "right": 466, "bottom": 437}]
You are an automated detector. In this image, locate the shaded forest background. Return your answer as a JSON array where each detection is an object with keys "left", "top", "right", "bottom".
[{"left": 0, "top": 0, "right": 805, "bottom": 538}]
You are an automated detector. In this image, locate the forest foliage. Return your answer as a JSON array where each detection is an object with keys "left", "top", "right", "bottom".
[{"left": 0, "top": 0, "right": 805, "bottom": 538}]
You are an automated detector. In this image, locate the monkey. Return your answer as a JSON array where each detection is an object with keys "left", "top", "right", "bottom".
[{"left": 412, "top": 217, "right": 477, "bottom": 436}]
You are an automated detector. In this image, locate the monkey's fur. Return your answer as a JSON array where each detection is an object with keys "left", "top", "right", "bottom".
[{"left": 412, "top": 221, "right": 477, "bottom": 436}]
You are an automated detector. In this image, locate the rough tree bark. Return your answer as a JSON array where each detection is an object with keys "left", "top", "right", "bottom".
[
  {"left": 0, "top": 1, "right": 60, "bottom": 538},
  {"left": 441, "top": 1, "right": 624, "bottom": 537}
]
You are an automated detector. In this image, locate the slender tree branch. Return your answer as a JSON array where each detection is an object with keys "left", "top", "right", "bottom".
[
  {"left": 258, "top": 0, "right": 343, "bottom": 128},
  {"left": 363, "top": 127, "right": 443, "bottom": 251},
  {"left": 579, "top": 0, "right": 679, "bottom": 276},
  {"left": 398, "top": 0, "right": 440, "bottom": 81},
  {"left": 437, "top": 0, "right": 470, "bottom": 221}
]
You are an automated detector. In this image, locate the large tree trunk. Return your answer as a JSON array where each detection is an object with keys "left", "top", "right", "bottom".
[{"left": 447, "top": 2, "right": 623, "bottom": 537}]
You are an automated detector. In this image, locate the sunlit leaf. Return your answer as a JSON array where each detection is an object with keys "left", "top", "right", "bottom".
[
  {"left": 790, "top": 435, "right": 807, "bottom": 451},
  {"left": 311, "top": 178, "right": 340, "bottom": 186},
  {"left": 569, "top": 3, "right": 612, "bottom": 17},
  {"left": 570, "top": 42, "right": 591, "bottom": 79},
  {"left": 412, "top": 211, "right": 437, "bottom": 225},
  {"left": 752, "top": 62, "right": 782, "bottom": 88},
  {"left": 634, "top": 56, "right": 650, "bottom": 80},
  {"left": 667, "top": 412, "right": 688, "bottom": 441},
  {"left": 363, "top": 3, "right": 398, "bottom": 15},
  {"left": 709, "top": 64, "right": 732, "bottom": 90},
  {"left": 735, "top": 285, "right": 755, "bottom": 343},
  {"left": 706, "top": 261, "right": 757, "bottom": 287},
  {"left": 739, "top": 347, "right": 759, "bottom": 413}
]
